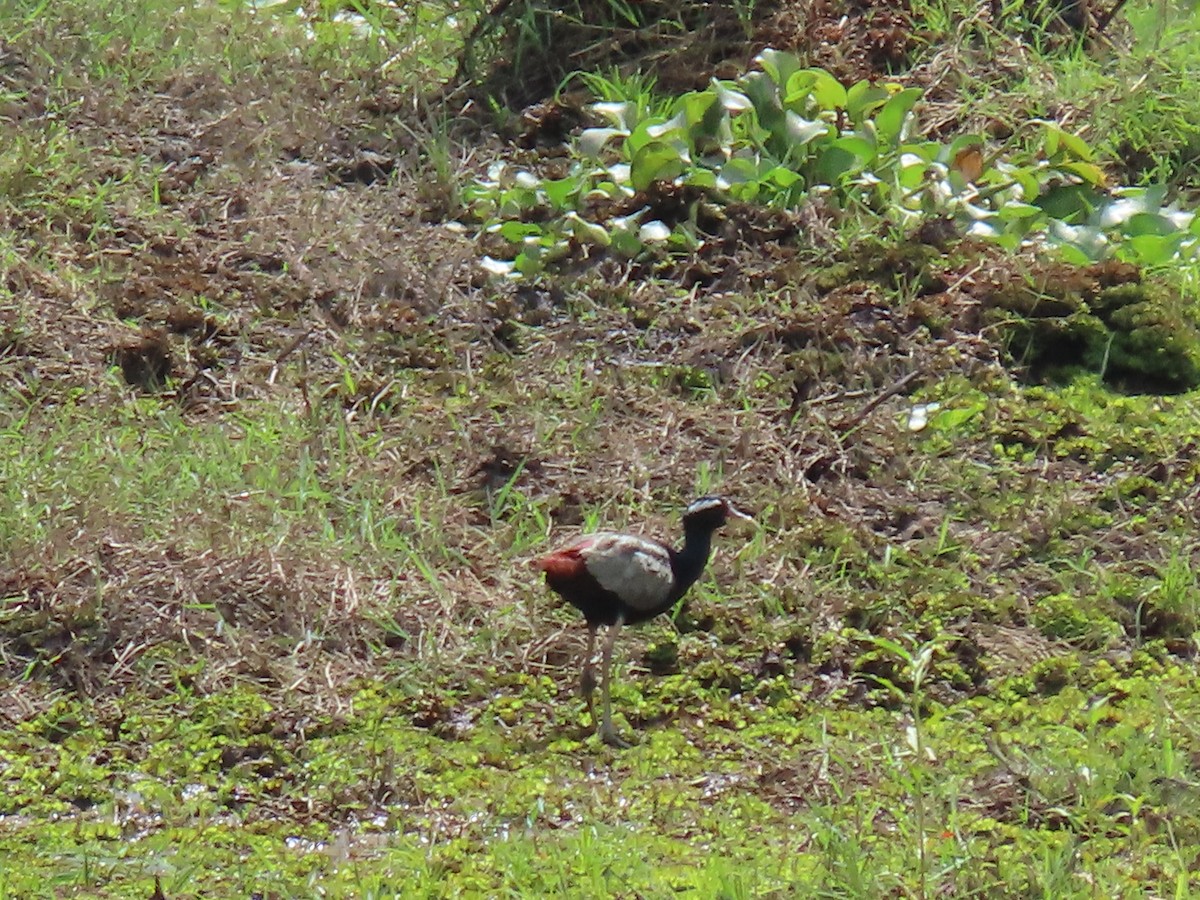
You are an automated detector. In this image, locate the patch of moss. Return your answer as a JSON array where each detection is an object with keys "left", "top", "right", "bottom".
[{"left": 984, "top": 263, "right": 1200, "bottom": 393}]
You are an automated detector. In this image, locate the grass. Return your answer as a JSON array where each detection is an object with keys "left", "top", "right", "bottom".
[{"left": 4, "top": 0, "right": 1200, "bottom": 896}]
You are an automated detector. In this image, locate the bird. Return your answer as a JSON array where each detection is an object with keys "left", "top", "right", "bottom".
[{"left": 534, "top": 495, "right": 753, "bottom": 747}]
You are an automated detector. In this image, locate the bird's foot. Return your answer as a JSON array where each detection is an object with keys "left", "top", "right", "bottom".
[{"left": 598, "top": 724, "right": 631, "bottom": 749}]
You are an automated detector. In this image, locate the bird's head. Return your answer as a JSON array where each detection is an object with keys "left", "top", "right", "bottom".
[{"left": 682, "top": 495, "right": 754, "bottom": 532}]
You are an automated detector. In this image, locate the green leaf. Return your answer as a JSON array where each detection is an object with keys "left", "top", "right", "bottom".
[
  {"left": 756, "top": 48, "right": 803, "bottom": 89},
  {"left": 1062, "top": 161, "right": 1107, "bottom": 186},
  {"left": 798, "top": 68, "right": 848, "bottom": 110},
  {"left": 592, "top": 101, "right": 634, "bottom": 130},
  {"left": 714, "top": 81, "right": 753, "bottom": 113},
  {"left": 630, "top": 140, "right": 687, "bottom": 191},
  {"left": 541, "top": 177, "right": 578, "bottom": 209},
  {"left": 846, "top": 80, "right": 892, "bottom": 122},
  {"left": 742, "top": 71, "right": 784, "bottom": 132},
  {"left": 814, "top": 143, "right": 862, "bottom": 184},
  {"left": 564, "top": 213, "right": 610, "bottom": 247},
  {"left": 783, "top": 111, "right": 830, "bottom": 148},
  {"left": 1124, "top": 212, "right": 1180, "bottom": 237},
  {"left": 762, "top": 165, "right": 801, "bottom": 187},
  {"left": 874, "top": 88, "right": 922, "bottom": 146},
  {"left": 627, "top": 117, "right": 671, "bottom": 156},
  {"left": 494, "top": 221, "right": 543, "bottom": 242},
  {"left": 994, "top": 202, "right": 1043, "bottom": 221},
  {"left": 1127, "top": 233, "right": 1183, "bottom": 264},
  {"left": 930, "top": 404, "right": 982, "bottom": 430},
  {"left": 1036, "top": 183, "right": 1103, "bottom": 221},
  {"left": 717, "top": 156, "right": 760, "bottom": 188},
  {"left": 835, "top": 135, "right": 876, "bottom": 164},
  {"left": 580, "top": 128, "right": 625, "bottom": 158}
]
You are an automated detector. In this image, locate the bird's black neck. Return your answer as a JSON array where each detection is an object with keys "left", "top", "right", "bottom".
[{"left": 669, "top": 523, "right": 717, "bottom": 598}]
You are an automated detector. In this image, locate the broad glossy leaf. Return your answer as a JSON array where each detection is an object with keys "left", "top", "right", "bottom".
[
  {"left": 874, "top": 87, "right": 922, "bottom": 146},
  {"left": 800, "top": 68, "right": 848, "bottom": 110},
  {"left": 742, "top": 72, "right": 784, "bottom": 131},
  {"left": 762, "top": 165, "right": 801, "bottom": 187},
  {"left": 1127, "top": 233, "right": 1184, "bottom": 265},
  {"left": 717, "top": 156, "right": 760, "bottom": 188},
  {"left": 580, "top": 127, "right": 626, "bottom": 158},
  {"left": 1124, "top": 212, "right": 1179, "bottom": 237},
  {"left": 682, "top": 168, "right": 718, "bottom": 189},
  {"left": 1036, "top": 183, "right": 1103, "bottom": 221},
  {"left": 1062, "top": 161, "right": 1107, "bottom": 186},
  {"left": 628, "top": 118, "right": 671, "bottom": 155},
  {"left": 714, "top": 82, "right": 753, "bottom": 112},
  {"left": 645, "top": 111, "right": 689, "bottom": 141},
  {"left": 494, "top": 221, "right": 543, "bottom": 241},
  {"left": 994, "top": 202, "right": 1043, "bottom": 221},
  {"left": 592, "top": 101, "right": 634, "bottom": 129},
  {"left": 832, "top": 134, "right": 876, "bottom": 165},
  {"left": 784, "top": 110, "right": 831, "bottom": 148},
  {"left": 564, "top": 212, "right": 610, "bottom": 247},
  {"left": 847, "top": 80, "right": 892, "bottom": 122},
  {"left": 756, "top": 48, "right": 803, "bottom": 89},
  {"left": 814, "top": 143, "right": 861, "bottom": 184},
  {"left": 541, "top": 177, "right": 578, "bottom": 209},
  {"left": 630, "top": 140, "right": 687, "bottom": 191}
]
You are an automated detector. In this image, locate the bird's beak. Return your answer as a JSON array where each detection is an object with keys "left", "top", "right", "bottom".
[{"left": 727, "top": 503, "right": 756, "bottom": 524}]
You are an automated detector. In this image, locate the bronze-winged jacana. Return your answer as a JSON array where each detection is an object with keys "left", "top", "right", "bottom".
[{"left": 534, "top": 496, "right": 753, "bottom": 747}]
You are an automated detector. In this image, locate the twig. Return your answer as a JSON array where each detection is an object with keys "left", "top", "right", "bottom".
[{"left": 836, "top": 369, "right": 923, "bottom": 433}]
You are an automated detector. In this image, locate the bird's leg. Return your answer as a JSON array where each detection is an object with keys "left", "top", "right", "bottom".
[
  {"left": 598, "top": 618, "right": 630, "bottom": 748},
  {"left": 581, "top": 625, "right": 598, "bottom": 727}
]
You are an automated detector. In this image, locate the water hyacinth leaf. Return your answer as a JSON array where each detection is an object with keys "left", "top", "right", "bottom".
[
  {"left": 814, "top": 143, "right": 863, "bottom": 184},
  {"left": 930, "top": 403, "right": 983, "bottom": 431},
  {"left": 541, "top": 177, "right": 579, "bottom": 209},
  {"left": 494, "top": 221, "right": 544, "bottom": 242},
  {"left": 592, "top": 101, "right": 634, "bottom": 130},
  {"left": 762, "top": 165, "right": 801, "bottom": 188},
  {"left": 1037, "top": 183, "right": 1103, "bottom": 221},
  {"left": 1063, "top": 161, "right": 1107, "bottom": 186},
  {"left": 846, "top": 80, "right": 892, "bottom": 122},
  {"left": 630, "top": 141, "right": 687, "bottom": 191},
  {"left": 1127, "top": 233, "right": 1184, "bottom": 264},
  {"left": 832, "top": 135, "right": 876, "bottom": 167},
  {"left": 717, "top": 156, "right": 760, "bottom": 188},
  {"left": 742, "top": 72, "right": 784, "bottom": 131},
  {"left": 1009, "top": 166, "right": 1041, "bottom": 201},
  {"left": 714, "top": 81, "right": 752, "bottom": 112},
  {"left": 580, "top": 127, "right": 626, "bottom": 158},
  {"left": 808, "top": 68, "right": 848, "bottom": 109},
  {"left": 564, "top": 212, "right": 611, "bottom": 247},
  {"left": 874, "top": 88, "right": 922, "bottom": 146},
  {"left": 682, "top": 168, "right": 718, "bottom": 189},
  {"left": 756, "top": 48, "right": 803, "bottom": 89},
  {"left": 1054, "top": 126, "right": 1093, "bottom": 160},
  {"left": 639, "top": 220, "right": 671, "bottom": 242},
  {"left": 1048, "top": 220, "right": 1107, "bottom": 259},
  {"left": 784, "top": 111, "right": 831, "bottom": 148},
  {"left": 898, "top": 159, "right": 928, "bottom": 191},
  {"left": 1124, "top": 212, "right": 1180, "bottom": 237},
  {"left": 646, "top": 110, "right": 690, "bottom": 139},
  {"left": 995, "top": 202, "right": 1043, "bottom": 221}
]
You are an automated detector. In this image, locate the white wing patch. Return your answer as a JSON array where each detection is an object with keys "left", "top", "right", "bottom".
[{"left": 581, "top": 533, "right": 674, "bottom": 610}]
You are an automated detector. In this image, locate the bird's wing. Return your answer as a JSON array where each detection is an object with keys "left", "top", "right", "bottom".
[{"left": 580, "top": 533, "right": 675, "bottom": 611}]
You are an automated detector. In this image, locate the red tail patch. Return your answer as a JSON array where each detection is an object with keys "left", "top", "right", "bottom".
[{"left": 533, "top": 543, "right": 589, "bottom": 581}]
